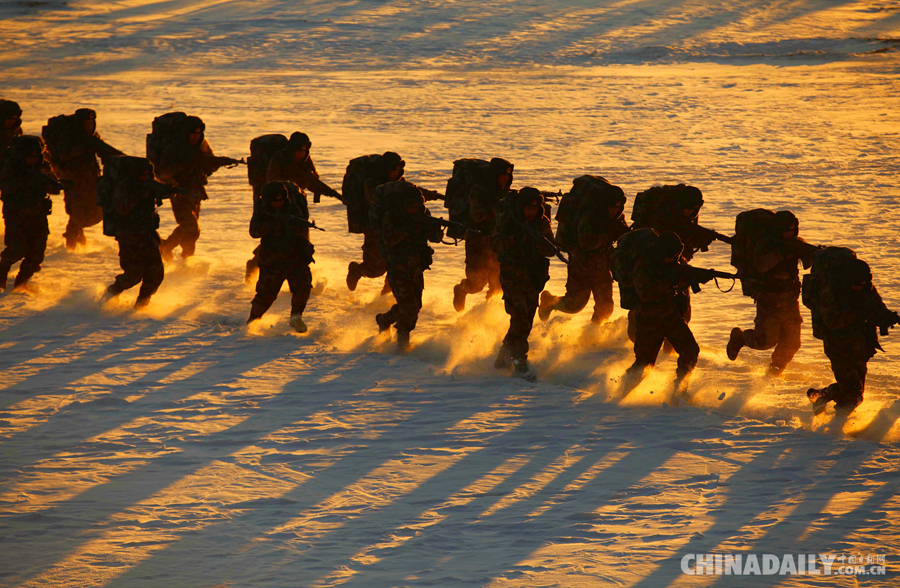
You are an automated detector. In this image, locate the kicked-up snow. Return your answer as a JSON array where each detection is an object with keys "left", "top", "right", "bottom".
[{"left": 1, "top": 1, "right": 899, "bottom": 586}]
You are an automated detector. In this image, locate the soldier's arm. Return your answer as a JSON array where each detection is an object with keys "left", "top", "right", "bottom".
[
  {"left": 536, "top": 217, "right": 556, "bottom": 258},
  {"left": 382, "top": 215, "right": 413, "bottom": 249},
  {"left": 633, "top": 260, "right": 670, "bottom": 302},
  {"left": 265, "top": 153, "right": 285, "bottom": 183},
  {"left": 115, "top": 184, "right": 140, "bottom": 216},
  {"left": 420, "top": 187, "right": 444, "bottom": 202},
  {"left": 305, "top": 173, "right": 340, "bottom": 199},
  {"left": 249, "top": 211, "right": 278, "bottom": 239},
  {"left": 752, "top": 238, "right": 789, "bottom": 274},
  {"left": 468, "top": 187, "right": 495, "bottom": 223},
  {"left": 422, "top": 211, "right": 444, "bottom": 243},
  {"left": 490, "top": 223, "right": 514, "bottom": 255},
  {"left": 92, "top": 134, "right": 124, "bottom": 163}
]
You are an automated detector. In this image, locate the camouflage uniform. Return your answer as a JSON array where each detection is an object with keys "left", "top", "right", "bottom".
[
  {"left": 44, "top": 109, "right": 123, "bottom": 249},
  {"left": 807, "top": 269, "right": 897, "bottom": 413},
  {"left": 105, "top": 159, "right": 171, "bottom": 308},
  {"left": 375, "top": 182, "right": 443, "bottom": 350},
  {"left": 491, "top": 188, "right": 555, "bottom": 373},
  {"left": 247, "top": 182, "right": 315, "bottom": 328},
  {"left": 453, "top": 158, "right": 513, "bottom": 311},
  {"left": 541, "top": 193, "right": 629, "bottom": 323},
  {"left": 0, "top": 136, "right": 60, "bottom": 290},
  {"left": 157, "top": 117, "right": 234, "bottom": 259},
  {"left": 727, "top": 214, "right": 815, "bottom": 374},
  {"left": 624, "top": 234, "right": 700, "bottom": 389}
]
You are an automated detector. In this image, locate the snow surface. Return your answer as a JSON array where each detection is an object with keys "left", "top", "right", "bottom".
[{"left": 1, "top": 0, "right": 900, "bottom": 586}]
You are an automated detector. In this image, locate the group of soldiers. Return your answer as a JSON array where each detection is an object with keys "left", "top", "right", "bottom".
[{"left": 1, "top": 100, "right": 897, "bottom": 416}]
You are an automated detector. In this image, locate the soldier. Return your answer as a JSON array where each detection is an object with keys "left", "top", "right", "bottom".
[
  {"left": 347, "top": 153, "right": 441, "bottom": 293},
  {"left": 491, "top": 188, "right": 556, "bottom": 380},
  {"left": 622, "top": 232, "right": 701, "bottom": 396},
  {"left": 103, "top": 158, "right": 178, "bottom": 308},
  {"left": 157, "top": 116, "right": 241, "bottom": 260},
  {"left": 245, "top": 132, "right": 341, "bottom": 281},
  {"left": 0, "top": 136, "right": 61, "bottom": 291},
  {"left": 539, "top": 182, "right": 629, "bottom": 324},
  {"left": 247, "top": 181, "right": 316, "bottom": 333},
  {"left": 807, "top": 259, "right": 899, "bottom": 415},
  {"left": 628, "top": 185, "right": 719, "bottom": 343},
  {"left": 44, "top": 108, "right": 123, "bottom": 249},
  {"left": 1, "top": 100, "right": 23, "bottom": 157},
  {"left": 375, "top": 182, "right": 443, "bottom": 351},
  {"left": 726, "top": 211, "right": 816, "bottom": 376},
  {"left": 453, "top": 157, "right": 513, "bottom": 312}
]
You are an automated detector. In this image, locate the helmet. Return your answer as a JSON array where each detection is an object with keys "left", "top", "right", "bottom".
[
  {"left": 602, "top": 184, "right": 626, "bottom": 208},
  {"left": 519, "top": 186, "right": 543, "bottom": 208},
  {"left": 843, "top": 258, "right": 872, "bottom": 286},
  {"left": 74, "top": 108, "right": 97, "bottom": 121},
  {"left": 675, "top": 185, "right": 703, "bottom": 210},
  {"left": 773, "top": 210, "right": 799, "bottom": 232},
  {"left": 0, "top": 99, "right": 22, "bottom": 121},
  {"left": 289, "top": 132, "right": 311, "bottom": 149},
  {"left": 11, "top": 135, "right": 45, "bottom": 164},
  {"left": 655, "top": 231, "right": 684, "bottom": 259},
  {"left": 382, "top": 151, "right": 405, "bottom": 169},
  {"left": 183, "top": 116, "right": 205, "bottom": 135},
  {"left": 262, "top": 181, "right": 289, "bottom": 205}
]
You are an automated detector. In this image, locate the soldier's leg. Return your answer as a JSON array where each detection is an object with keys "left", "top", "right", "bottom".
[
  {"left": 287, "top": 264, "right": 313, "bottom": 317},
  {"left": 62, "top": 189, "right": 84, "bottom": 250},
  {"left": 769, "top": 300, "right": 803, "bottom": 373},
  {"left": 590, "top": 271, "right": 615, "bottom": 324},
  {"left": 359, "top": 228, "right": 386, "bottom": 278},
  {"left": 828, "top": 355, "right": 867, "bottom": 411},
  {"left": 245, "top": 245, "right": 261, "bottom": 283},
  {"left": 663, "top": 292, "right": 691, "bottom": 355},
  {"left": 377, "top": 268, "right": 403, "bottom": 329},
  {"left": 542, "top": 260, "right": 591, "bottom": 321},
  {"left": 666, "top": 318, "right": 701, "bottom": 380},
  {"left": 501, "top": 280, "right": 537, "bottom": 366},
  {"left": 14, "top": 220, "right": 48, "bottom": 288},
  {"left": 624, "top": 311, "right": 667, "bottom": 386},
  {"left": 458, "top": 235, "right": 491, "bottom": 294},
  {"left": 0, "top": 218, "right": 27, "bottom": 288},
  {"left": 248, "top": 266, "right": 286, "bottom": 322},
  {"left": 135, "top": 235, "right": 165, "bottom": 307},
  {"left": 485, "top": 248, "right": 502, "bottom": 299},
  {"left": 109, "top": 237, "right": 146, "bottom": 295},
  {"left": 164, "top": 197, "right": 201, "bottom": 258},
  {"left": 394, "top": 270, "right": 424, "bottom": 335},
  {"left": 627, "top": 308, "right": 637, "bottom": 343}
]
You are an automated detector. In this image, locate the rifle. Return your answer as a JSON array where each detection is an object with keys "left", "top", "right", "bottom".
[
  {"left": 417, "top": 215, "right": 481, "bottom": 245},
  {"left": 539, "top": 190, "right": 563, "bottom": 203},
  {"left": 674, "top": 264, "right": 743, "bottom": 294},
  {"left": 204, "top": 154, "right": 246, "bottom": 169},
  {"left": 513, "top": 217, "right": 569, "bottom": 264},
  {"left": 259, "top": 209, "right": 326, "bottom": 232},
  {"left": 34, "top": 171, "right": 74, "bottom": 192},
  {"left": 694, "top": 224, "right": 734, "bottom": 251}
]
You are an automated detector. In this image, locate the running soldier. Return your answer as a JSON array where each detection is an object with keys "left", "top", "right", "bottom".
[
  {"left": 43, "top": 108, "right": 123, "bottom": 249},
  {"left": 0, "top": 136, "right": 61, "bottom": 291},
  {"left": 727, "top": 211, "right": 818, "bottom": 376},
  {"left": 539, "top": 178, "right": 629, "bottom": 324},
  {"left": 153, "top": 115, "right": 242, "bottom": 260},
  {"left": 247, "top": 181, "right": 317, "bottom": 333},
  {"left": 103, "top": 157, "right": 180, "bottom": 308},
  {"left": 492, "top": 188, "right": 556, "bottom": 381},
  {"left": 245, "top": 132, "right": 341, "bottom": 281},
  {"left": 805, "top": 254, "right": 899, "bottom": 415},
  {"left": 345, "top": 152, "right": 441, "bottom": 293},
  {"left": 375, "top": 181, "right": 443, "bottom": 351},
  {"left": 452, "top": 158, "right": 513, "bottom": 312},
  {"left": 623, "top": 232, "right": 714, "bottom": 397}
]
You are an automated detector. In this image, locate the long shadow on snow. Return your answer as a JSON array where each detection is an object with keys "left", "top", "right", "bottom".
[{"left": 2, "top": 356, "right": 523, "bottom": 584}]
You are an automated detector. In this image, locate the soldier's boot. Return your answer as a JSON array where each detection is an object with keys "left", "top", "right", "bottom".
[
  {"left": 159, "top": 239, "right": 175, "bottom": 263},
  {"left": 672, "top": 368, "right": 693, "bottom": 403},
  {"left": 0, "top": 260, "right": 11, "bottom": 292},
  {"left": 289, "top": 314, "right": 308, "bottom": 334},
  {"left": 247, "top": 302, "right": 268, "bottom": 324},
  {"left": 245, "top": 257, "right": 259, "bottom": 284},
  {"left": 766, "top": 363, "right": 786, "bottom": 377},
  {"left": 13, "top": 269, "right": 36, "bottom": 291},
  {"left": 396, "top": 330, "right": 411, "bottom": 353},
  {"left": 621, "top": 364, "right": 648, "bottom": 397},
  {"left": 453, "top": 283, "right": 467, "bottom": 313},
  {"left": 102, "top": 282, "right": 123, "bottom": 302},
  {"left": 134, "top": 294, "right": 152, "bottom": 310},
  {"left": 346, "top": 262, "right": 363, "bottom": 292},
  {"left": 512, "top": 357, "right": 537, "bottom": 382},
  {"left": 662, "top": 339, "right": 675, "bottom": 355},
  {"left": 806, "top": 388, "right": 830, "bottom": 416},
  {"left": 494, "top": 344, "right": 513, "bottom": 370},
  {"left": 726, "top": 328, "right": 744, "bottom": 361},
  {"left": 486, "top": 286, "right": 501, "bottom": 301},
  {"left": 380, "top": 276, "right": 392, "bottom": 296},
  {"left": 538, "top": 291, "right": 558, "bottom": 323},
  {"left": 376, "top": 312, "right": 393, "bottom": 332}
]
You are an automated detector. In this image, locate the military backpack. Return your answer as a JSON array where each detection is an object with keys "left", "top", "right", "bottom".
[
  {"left": 444, "top": 158, "right": 492, "bottom": 239},
  {"left": 146, "top": 112, "right": 190, "bottom": 171},
  {"left": 555, "top": 175, "right": 613, "bottom": 249},
  {"left": 97, "top": 156, "right": 150, "bottom": 237},
  {"left": 729, "top": 208, "right": 777, "bottom": 296},
  {"left": 631, "top": 184, "right": 691, "bottom": 227},
  {"left": 801, "top": 246, "right": 858, "bottom": 340},
  {"left": 41, "top": 114, "right": 81, "bottom": 166},
  {"left": 611, "top": 228, "right": 659, "bottom": 309},
  {"left": 341, "top": 154, "right": 383, "bottom": 234},
  {"left": 247, "top": 134, "right": 290, "bottom": 191}
]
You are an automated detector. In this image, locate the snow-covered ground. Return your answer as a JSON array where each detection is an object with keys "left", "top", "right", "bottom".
[{"left": 1, "top": 1, "right": 899, "bottom": 586}]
